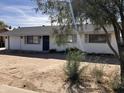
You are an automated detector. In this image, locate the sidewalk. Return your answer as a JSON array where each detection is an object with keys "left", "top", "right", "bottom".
[{"left": 0, "top": 85, "right": 39, "bottom": 93}]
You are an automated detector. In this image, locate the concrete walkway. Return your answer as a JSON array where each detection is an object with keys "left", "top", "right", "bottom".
[
  {"left": 0, "top": 48, "right": 6, "bottom": 51},
  {"left": 0, "top": 85, "right": 39, "bottom": 93}
]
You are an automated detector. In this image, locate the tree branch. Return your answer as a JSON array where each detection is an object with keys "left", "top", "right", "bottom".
[{"left": 102, "top": 26, "right": 120, "bottom": 58}]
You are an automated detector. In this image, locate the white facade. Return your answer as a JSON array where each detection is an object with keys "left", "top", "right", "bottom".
[
  {"left": 81, "top": 33, "right": 118, "bottom": 54},
  {"left": 5, "top": 35, "right": 76, "bottom": 52},
  {"left": 1, "top": 25, "right": 118, "bottom": 54}
]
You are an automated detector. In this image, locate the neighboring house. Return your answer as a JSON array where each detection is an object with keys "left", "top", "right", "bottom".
[
  {"left": 0, "top": 28, "right": 8, "bottom": 48},
  {"left": 0, "top": 25, "right": 118, "bottom": 54}
]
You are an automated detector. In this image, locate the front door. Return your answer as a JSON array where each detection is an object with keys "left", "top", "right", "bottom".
[
  {"left": 0, "top": 36, "right": 5, "bottom": 48},
  {"left": 43, "top": 36, "right": 49, "bottom": 51}
]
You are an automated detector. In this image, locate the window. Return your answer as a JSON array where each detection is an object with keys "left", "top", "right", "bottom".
[
  {"left": 85, "top": 34, "right": 111, "bottom": 43},
  {"left": 67, "top": 35, "right": 77, "bottom": 43},
  {"left": 25, "top": 36, "right": 40, "bottom": 44}
]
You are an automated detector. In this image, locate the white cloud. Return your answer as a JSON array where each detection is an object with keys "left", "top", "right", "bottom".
[{"left": 0, "top": 3, "right": 51, "bottom": 27}]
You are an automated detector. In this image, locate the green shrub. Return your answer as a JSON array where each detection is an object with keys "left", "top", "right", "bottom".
[
  {"left": 110, "top": 72, "right": 124, "bottom": 93},
  {"left": 64, "top": 50, "right": 86, "bottom": 93},
  {"left": 110, "top": 71, "right": 120, "bottom": 89},
  {"left": 66, "top": 47, "right": 82, "bottom": 53},
  {"left": 49, "top": 49, "right": 57, "bottom": 53},
  {"left": 91, "top": 65, "right": 105, "bottom": 83},
  {"left": 65, "top": 50, "right": 82, "bottom": 82}
]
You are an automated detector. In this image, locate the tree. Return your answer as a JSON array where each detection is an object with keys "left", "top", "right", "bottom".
[
  {"left": 0, "top": 21, "right": 7, "bottom": 29},
  {"left": 76, "top": 0, "right": 124, "bottom": 89},
  {"left": 35, "top": 0, "right": 124, "bottom": 89},
  {"left": 36, "top": 1, "right": 87, "bottom": 93}
]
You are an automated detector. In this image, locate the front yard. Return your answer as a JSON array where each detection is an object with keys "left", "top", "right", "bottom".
[{"left": 0, "top": 50, "right": 120, "bottom": 93}]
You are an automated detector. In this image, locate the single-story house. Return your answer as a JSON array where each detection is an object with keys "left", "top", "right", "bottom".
[
  {"left": 0, "top": 28, "right": 9, "bottom": 48},
  {"left": 0, "top": 25, "right": 118, "bottom": 54}
]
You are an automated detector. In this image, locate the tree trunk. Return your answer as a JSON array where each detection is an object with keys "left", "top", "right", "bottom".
[
  {"left": 102, "top": 26, "right": 119, "bottom": 58},
  {"left": 103, "top": 25, "right": 124, "bottom": 89},
  {"left": 119, "top": 48, "right": 124, "bottom": 87},
  {"left": 120, "top": 59, "right": 124, "bottom": 85},
  {"left": 102, "top": 26, "right": 124, "bottom": 87},
  {"left": 112, "top": 22, "right": 124, "bottom": 88}
]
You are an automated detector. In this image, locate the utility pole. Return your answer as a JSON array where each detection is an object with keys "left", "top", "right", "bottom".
[
  {"left": 68, "top": 0, "right": 78, "bottom": 30},
  {"left": 68, "top": 0, "right": 84, "bottom": 50}
]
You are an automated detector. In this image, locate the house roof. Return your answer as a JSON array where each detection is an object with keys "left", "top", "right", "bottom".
[
  {"left": 0, "top": 28, "right": 9, "bottom": 33},
  {"left": 0, "top": 26, "right": 54, "bottom": 36},
  {"left": 0, "top": 25, "right": 114, "bottom": 36}
]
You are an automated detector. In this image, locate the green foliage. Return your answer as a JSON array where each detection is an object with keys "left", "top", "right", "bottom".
[
  {"left": 109, "top": 71, "right": 120, "bottom": 90},
  {"left": 64, "top": 50, "right": 87, "bottom": 93},
  {"left": 55, "top": 34, "right": 68, "bottom": 46},
  {"left": 91, "top": 65, "right": 105, "bottom": 83},
  {"left": 66, "top": 47, "right": 82, "bottom": 52},
  {"left": 108, "top": 71, "right": 124, "bottom": 92},
  {"left": 36, "top": 0, "right": 72, "bottom": 26},
  {"left": 36, "top": 0, "right": 120, "bottom": 27},
  {"left": 0, "top": 21, "right": 7, "bottom": 29},
  {"left": 52, "top": 24, "right": 73, "bottom": 46},
  {"left": 65, "top": 50, "right": 82, "bottom": 82},
  {"left": 49, "top": 49, "right": 57, "bottom": 53},
  {"left": 35, "top": 0, "right": 124, "bottom": 90}
]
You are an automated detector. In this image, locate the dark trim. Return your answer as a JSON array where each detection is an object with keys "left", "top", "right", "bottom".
[
  {"left": 43, "top": 35, "right": 49, "bottom": 51},
  {"left": 8, "top": 36, "right": 10, "bottom": 49},
  {"left": 24, "top": 36, "right": 41, "bottom": 44},
  {"left": 85, "top": 34, "right": 111, "bottom": 43}
]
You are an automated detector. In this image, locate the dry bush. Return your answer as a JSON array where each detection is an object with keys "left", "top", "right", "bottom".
[
  {"left": 91, "top": 65, "right": 105, "bottom": 84},
  {"left": 109, "top": 70, "right": 121, "bottom": 92},
  {"left": 64, "top": 50, "right": 88, "bottom": 93}
]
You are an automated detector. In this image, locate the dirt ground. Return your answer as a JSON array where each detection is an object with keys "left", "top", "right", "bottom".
[{"left": 0, "top": 50, "right": 120, "bottom": 93}]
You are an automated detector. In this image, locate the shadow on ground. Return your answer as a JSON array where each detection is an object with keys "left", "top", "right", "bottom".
[{"left": 0, "top": 49, "right": 120, "bottom": 65}]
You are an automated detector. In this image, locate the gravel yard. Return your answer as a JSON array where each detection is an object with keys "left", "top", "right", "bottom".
[{"left": 0, "top": 50, "right": 120, "bottom": 93}]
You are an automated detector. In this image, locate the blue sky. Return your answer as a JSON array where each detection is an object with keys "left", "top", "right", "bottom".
[{"left": 0, "top": 0, "right": 50, "bottom": 27}]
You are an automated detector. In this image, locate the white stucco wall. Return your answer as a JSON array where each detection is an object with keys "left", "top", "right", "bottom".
[
  {"left": 49, "top": 32, "right": 119, "bottom": 54},
  {"left": 7, "top": 35, "right": 78, "bottom": 52},
  {"left": 50, "top": 32, "right": 118, "bottom": 54},
  {"left": 8, "top": 36, "right": 43, "bottom": 52},
  {"left": 5, "top": 37, "right": 9, "bottom": 49},
  {"left": 9, "top": 36, "right": 21, "bottom": 50},
  {"left": 79, "top": 32, "right": 118, "bottom": 54},
  {"left": 20, "top": 37, "right": 43, "bottom": 52},
  {"left": 1, "top": 26, "right": 118, "bottom": 53},
  {"left": 49, "top": 36, "right": 77, "bottom": 51},
  {"left": 5, "top": 32, "right": 118, "bottom": 54}
]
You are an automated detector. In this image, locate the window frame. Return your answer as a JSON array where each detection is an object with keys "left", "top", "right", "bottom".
[
  {"left": 25, "top": 36, "right": 41, "bottom": 44},
  {"left": 85, "top": 34, "right": 111, "bottom": 43}
]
